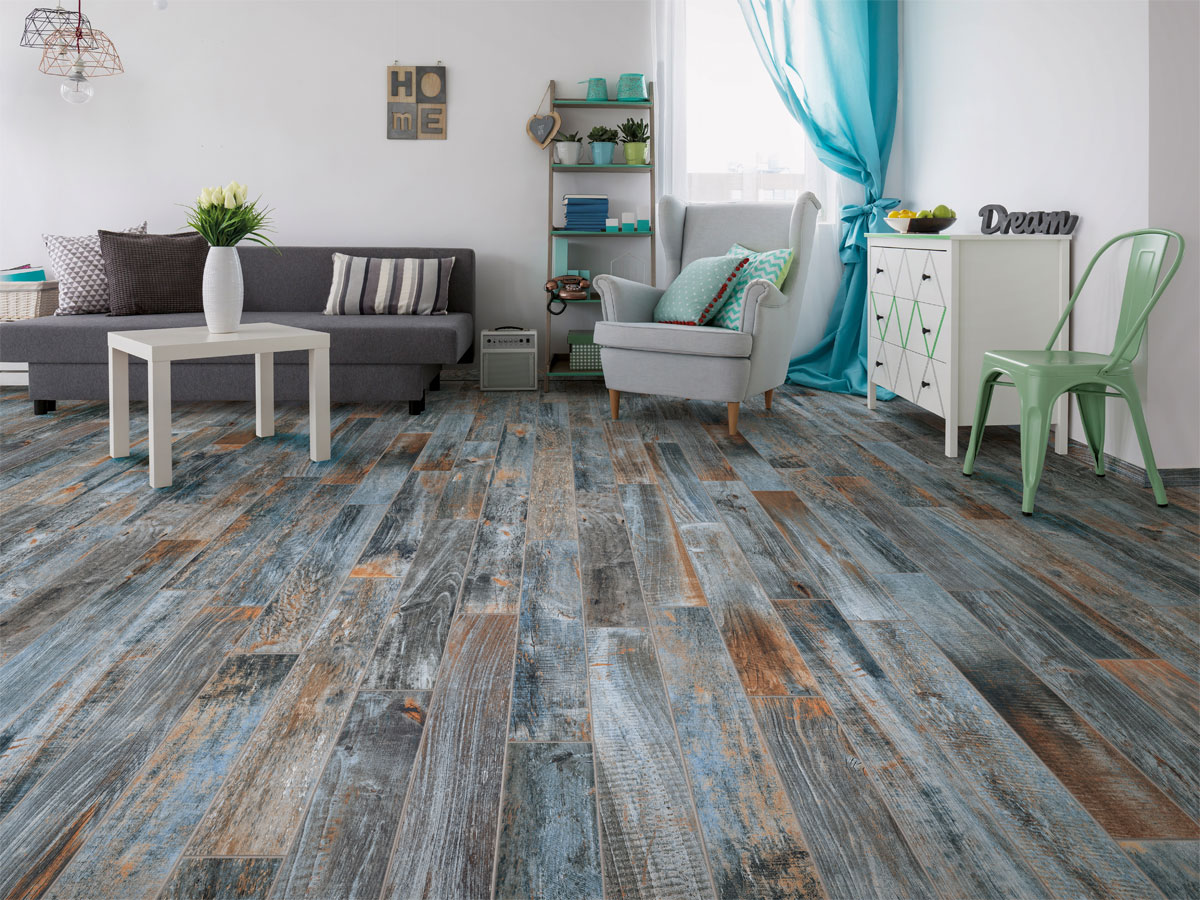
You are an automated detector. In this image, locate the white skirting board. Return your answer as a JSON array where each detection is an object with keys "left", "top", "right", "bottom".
[{"left": 0, "top": 361, "right": 28, "bottom": 387}]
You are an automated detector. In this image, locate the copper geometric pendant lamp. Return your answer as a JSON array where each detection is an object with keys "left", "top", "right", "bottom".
[{"left": 38, "top": 26, "right": 123, "bottom": 77}]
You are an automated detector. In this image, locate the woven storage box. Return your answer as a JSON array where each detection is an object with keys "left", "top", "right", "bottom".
[
  {"left": 567, "top": 329, "right": 601, "bottom": 371},
  {"left": 0, "top": 281, "right": 58, "bottom": 320}
]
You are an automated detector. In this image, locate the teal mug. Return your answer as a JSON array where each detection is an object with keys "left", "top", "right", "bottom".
[
  {"left": 617, "top": 73, "right": 647, "bottom": 101},
  {"left": 580, "top": 78, "right": 608, "bottom": 101}
]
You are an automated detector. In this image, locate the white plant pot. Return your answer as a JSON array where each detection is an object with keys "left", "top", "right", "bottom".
[
  {"left": 554, "top": 142, "right": 582, "bottom": 165},
  {"left": 202, "top": 246, "right": 243, "bottom": 334}
]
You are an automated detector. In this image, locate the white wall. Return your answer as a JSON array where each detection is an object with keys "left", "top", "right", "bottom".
[
  {"left": 0, "top": 0, "right": 652, "bottom": 351},
  {"left": 1147, "top": 0, "right": 1200, "bottom": 470},
  {"left": 901, "top": 0, "right": 1198, "bottom": 470}
]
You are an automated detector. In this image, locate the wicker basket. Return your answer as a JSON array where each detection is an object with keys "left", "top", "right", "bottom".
[{"left": 0, "top": 281, "right": 58, "bottom": 320}]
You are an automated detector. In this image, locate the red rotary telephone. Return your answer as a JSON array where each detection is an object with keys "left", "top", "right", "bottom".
[{"left": 545, "top": 274, "right": 591, "bottom": 315}]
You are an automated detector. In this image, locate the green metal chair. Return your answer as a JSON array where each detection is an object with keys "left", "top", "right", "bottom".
[{"left": 963, "top": 229, "right": 1185, "bottom": 515}]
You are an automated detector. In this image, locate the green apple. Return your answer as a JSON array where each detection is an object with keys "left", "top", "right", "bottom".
[
  {"left": 933, "top": 204, "right": 953, "bottom": 218},
  {"left": 917, "top": 210, "right": 932, "bottom": 218}
]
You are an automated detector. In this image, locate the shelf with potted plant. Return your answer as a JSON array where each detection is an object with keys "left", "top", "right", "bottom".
[{"left": 543, "top": 79, "right": 656, "bottom": 386}]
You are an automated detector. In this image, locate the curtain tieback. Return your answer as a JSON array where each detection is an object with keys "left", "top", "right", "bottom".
[{"left": 838, "top": 197, "right": 900, "bottom": 261}]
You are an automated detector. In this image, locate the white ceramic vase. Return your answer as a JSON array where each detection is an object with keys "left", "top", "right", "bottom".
[
  {"left": 202, "top": 245, "right": 243, "bottom": 334},
  {"left": 554, "top": 141, "right": 581, "bottom": 165}
]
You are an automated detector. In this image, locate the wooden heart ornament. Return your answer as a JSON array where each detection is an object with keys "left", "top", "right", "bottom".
[{"left": 526, "top": 112, "right": 561, "bottom": 149}]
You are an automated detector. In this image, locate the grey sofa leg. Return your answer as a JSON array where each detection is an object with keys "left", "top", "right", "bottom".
[
  {"left": 33, "top": 399, "right": 56, "bottom": 415},
  {"left": 408, "top": 392, "right": 426, "bottom": 415},
  {"left": 430, "top": 373, "right": 441, "bottom": 391}
]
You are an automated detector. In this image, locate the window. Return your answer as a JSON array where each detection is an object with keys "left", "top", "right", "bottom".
[{"left": 684, "top": 0, "right": 811, "bottom": 203}]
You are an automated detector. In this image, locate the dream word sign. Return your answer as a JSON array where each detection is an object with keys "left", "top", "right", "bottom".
[
  {"left": 979, "top": 204, "right": 1078, "bottom": 235},
  {"left": 388, "top": 65, "right": 446, "bottom": 140}
]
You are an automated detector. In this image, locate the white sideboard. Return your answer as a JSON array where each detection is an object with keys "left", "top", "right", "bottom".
[{"left": 865, "top": 233, "right": 1071, "bottom": 457}]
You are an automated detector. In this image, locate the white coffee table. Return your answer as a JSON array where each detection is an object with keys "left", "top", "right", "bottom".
[{"left": 107, "top": 323, "right": 331, "bottom": 488}]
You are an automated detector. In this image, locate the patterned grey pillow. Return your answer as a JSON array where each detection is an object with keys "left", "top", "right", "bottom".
[{"left": 45, "top": 223, "right": 148, "bottom": 314}]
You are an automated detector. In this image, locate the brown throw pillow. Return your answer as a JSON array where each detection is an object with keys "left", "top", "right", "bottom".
[{"left": 99, "top": 231, "right": 209, "bottom": 316}]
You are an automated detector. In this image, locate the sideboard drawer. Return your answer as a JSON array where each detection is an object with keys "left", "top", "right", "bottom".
[
  {"left": 913, "top": 301, "right": 949, "bottom": 363},
  {"left": 868, "top": 334, "right": 902, "bottom": 395},
  {"left": 910, "top": 248, "right": 950, "bottom": 306},
  {"left": 907, "top": 353, "right": 949, "bottom": 418}
]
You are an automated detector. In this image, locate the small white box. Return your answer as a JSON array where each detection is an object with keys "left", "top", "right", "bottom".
[{"left": 480, "top": 328, "right": 538, "bottom": 391}]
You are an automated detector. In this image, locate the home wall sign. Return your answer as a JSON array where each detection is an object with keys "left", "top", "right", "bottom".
[
  {"left": 387, "top": 64, "right": 446, "bottom": 140},
  {"left": 978, "top": 204, "right": 1078, "bottom": 235}
]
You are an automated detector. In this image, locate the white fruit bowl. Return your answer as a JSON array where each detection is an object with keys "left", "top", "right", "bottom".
[{"left": 887, "top": 217, "right": 914, "bottom": 233}]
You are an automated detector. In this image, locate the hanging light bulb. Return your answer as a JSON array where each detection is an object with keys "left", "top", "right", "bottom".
[
  {"left": 152, "top": 0, "right": 167, "bottom": 8},
  {"left": 60, "top": 58, "right": 93, "bottom": 104}
]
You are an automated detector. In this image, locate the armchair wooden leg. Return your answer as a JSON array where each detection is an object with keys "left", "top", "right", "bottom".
[
  {"left": 609, "top": 389, "right": 620, "bottom": 421},
  {"left": 764, "top": 389, "right": 774, "bottom": 410},
  {"left": 727, "top": 402, "right": 740, "bottom": 436}
]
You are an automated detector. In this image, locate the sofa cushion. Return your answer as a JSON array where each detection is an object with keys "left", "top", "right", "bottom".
[
  {"left": 594, "top": 320, "right": 753, "bottom": 358},
  {"left": 0, "top": 310, "right": 472, "bottom": 366},
  {"left": 237, "top": 246, "right": 475, "bottom": 318},
  {"left": 100, "top": 230, "right": 209, "bottom": 316}
]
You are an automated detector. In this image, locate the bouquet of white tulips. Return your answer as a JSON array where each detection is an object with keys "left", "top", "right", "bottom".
[{"left": 184, "top": 180, "right": 276, "bottom": 248}]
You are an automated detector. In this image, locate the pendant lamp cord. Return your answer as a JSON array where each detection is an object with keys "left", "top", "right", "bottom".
[{"left": 75, "top": 0, "right": 82, "bottom": 54}]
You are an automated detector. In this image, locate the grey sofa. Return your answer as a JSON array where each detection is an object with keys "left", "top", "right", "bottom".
[
  {"left": 0, "top": 245, "right": 475, "bottom": 416},
  {"left": 594, "top": 194, "right": 820, "bottom": 435}
]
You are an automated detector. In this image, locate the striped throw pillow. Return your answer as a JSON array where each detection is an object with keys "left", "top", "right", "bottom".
[{"left": 324, "top": 254, "right": 455, "bottom": 316}]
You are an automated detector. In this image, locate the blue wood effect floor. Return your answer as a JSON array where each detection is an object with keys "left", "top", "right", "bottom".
[{"left": 0, "top": 378, "right": 1196, "bottom": 900}]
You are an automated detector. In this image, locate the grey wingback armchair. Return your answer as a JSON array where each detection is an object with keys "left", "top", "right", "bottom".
[{"left": 593, "top": 192, "right": 821, "bottom": 435}]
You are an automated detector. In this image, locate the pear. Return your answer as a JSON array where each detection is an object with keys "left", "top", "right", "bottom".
[{"left": 933, "top": 204, "right": 953, "bottom": 218}]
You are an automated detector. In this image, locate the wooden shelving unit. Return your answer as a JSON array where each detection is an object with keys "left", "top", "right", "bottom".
[{"left": 543, "top": 79, "right": 656, "bottom": 388}]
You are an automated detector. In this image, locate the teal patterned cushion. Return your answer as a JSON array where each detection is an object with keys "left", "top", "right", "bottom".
[
  {"left": 710, "top": 243, "right": 794, "bottom": 330},
  {"left": 652, "top": 255, "right": 750, "bottom": 326}
]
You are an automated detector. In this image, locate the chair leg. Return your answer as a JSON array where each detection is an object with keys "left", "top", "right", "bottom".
[
  {"left": 963, "top": 370, "right": 1001, "bottom": 476},
  {"left": 1018, "top": 379, "right": 1057, "bottom": 515},
  {"left": 609, "top": 389, "right": 620, "bottom": 421},
  {"left": 1119, "top": 381, "right": 1169, "bottom": 507},
  {"left": 1075, "top": 385, "right": 1107, "bottom": 476},
  {"left": 764, "top": 389, "right": 774, "bottom": 410},
  {"left": 727, "top": 402, "right": 740, "bottom": 436}
]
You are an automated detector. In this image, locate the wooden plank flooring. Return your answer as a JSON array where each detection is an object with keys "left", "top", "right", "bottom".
[{"left": 0, "top": 381, "right": 1196, "bottom": 899}]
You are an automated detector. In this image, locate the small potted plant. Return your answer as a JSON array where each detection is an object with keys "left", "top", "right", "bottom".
[
  {"left": 553, "top": 131, "right": 583, "bottom": 165},
  {"left": 588, "top": 125, "right": 618, "bottom": 166},
  {"left": 619, "top": 118, "right": 649, "bottom": 165},
  {"left": 184, "top": 182, "right": 275, "bottom": 334}
]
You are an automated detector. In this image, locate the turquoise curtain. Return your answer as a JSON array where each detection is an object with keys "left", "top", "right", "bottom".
[{"left": 739, "top": 0, "right": 899, "bottom": 396}]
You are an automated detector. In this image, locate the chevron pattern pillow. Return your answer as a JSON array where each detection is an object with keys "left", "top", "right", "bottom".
[
  {"left": 45, "top": 223, "right": 148, "bottom": 315},
  {"left": 710, "top": 243, "right": 794, "bottom": 331}
]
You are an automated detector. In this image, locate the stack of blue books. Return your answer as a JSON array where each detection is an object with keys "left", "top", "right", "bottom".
[{"left": 563, "top": 194, "right": 608, "bottom": 232}]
